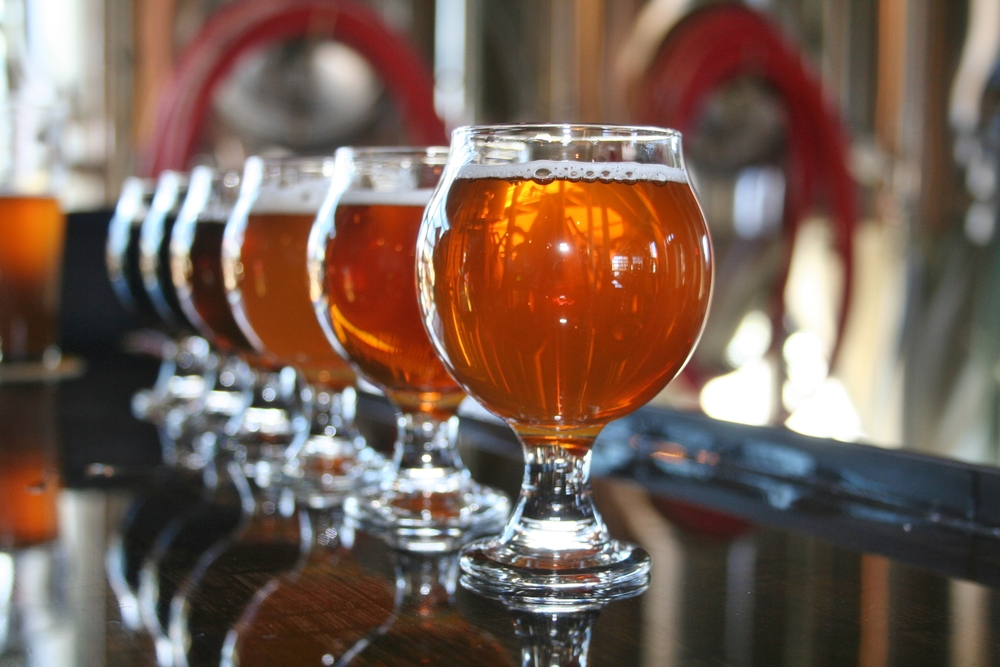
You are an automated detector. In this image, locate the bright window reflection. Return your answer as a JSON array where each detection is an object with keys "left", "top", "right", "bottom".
[
  {"left": 782, "top": 331, "right": 828, "bottom": 412},
  {"left": 699, "top": 358, "right": 774, "bottom": 426},
  {"left": 785, "top": 377, "right": 865, "bottom": 441},
  {"left": 725, "top": 309, "right": 772, "bottom": 369}
]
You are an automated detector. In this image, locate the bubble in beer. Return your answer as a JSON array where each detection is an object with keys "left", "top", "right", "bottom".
[{"left": 455, "top": 160, "right": 689, "bottom": 186}]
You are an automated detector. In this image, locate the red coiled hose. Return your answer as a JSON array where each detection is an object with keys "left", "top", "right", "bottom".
[
  {"left": 637, "top": 5, "right": 856, "bottom": 369},
  {"left": 144, "top": 0, "right": 445, "bottom": 175}
]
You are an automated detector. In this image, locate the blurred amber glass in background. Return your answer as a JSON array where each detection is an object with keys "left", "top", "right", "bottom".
[
  {"left": 0, "top": 384, "right": 61, "bottom": 548},
  {"left": 0, "top": 196, "right": 65, "bottom": 365},
  {"left": 0, "top": 102, "right": 66, "bottom": 370}
]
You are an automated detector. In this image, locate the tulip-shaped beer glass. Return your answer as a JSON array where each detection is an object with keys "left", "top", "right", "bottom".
[
  {"left": 170, "top": 166, "right": 254, "bottom": 447},
  {"left": 223, "top": 156, "right": 371, "bottom": 486},
  {"left": 417, "top": 125, "right": 713, "bottom": 602},
  {"left": 310, "top": 147, "right": 508, "bottom": 550}
]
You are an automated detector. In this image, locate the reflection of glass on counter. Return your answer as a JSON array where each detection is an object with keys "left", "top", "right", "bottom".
[
  {"left": 105, "top": 466, "right": 207, "bottom": 631},
  {"left": 222, "top": 507, "right": 395, "bottom": 667},
  {"left": 0, "top": 384, "right": 61, "bottom": 549},
  {"left": 511, "top": 607, "right": 601, "bottom": 667},
  {"left": 168, "top": 465, "right": 308, "bottom": 667},
  {"left": 339, "top": 551, "right": 514, "bottom": 667},
  {"left": 0, "top": 544, "right": 73, "bottom": 665},
  {"left": 136, "top": 454, "right": 246, "bottom": 654},
  {"left": 0, "top": 384, "right": 68, "bottom": 663}
]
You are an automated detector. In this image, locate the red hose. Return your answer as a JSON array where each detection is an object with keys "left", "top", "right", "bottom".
[
  {"left": 637, "top": 5, "right": 856, "bottom": 369},
  {"left": 144, "top": 0, "right": 444, "bottom": 175}
]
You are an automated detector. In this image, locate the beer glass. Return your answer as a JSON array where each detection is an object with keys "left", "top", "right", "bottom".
[
  {"left": 0, "top": 102, "right": 66, "bottom": 378},
  {"left": 170, "top": 166, "right": 254, "bottom": 460},
  {"left": 416, "top": 125, "right": 713, "bottom": 603},
  {"left": 106, "top": 177, "right": 158, "bottom": 326},
  {"left": 309, "top": 147, "right": 508, "bottom": 550},
  {"left": 172, "top": 168, "right": 248, "bottom": 356},
  {"left": 223, "top": 156, "right": 371, "bottom": 484}
]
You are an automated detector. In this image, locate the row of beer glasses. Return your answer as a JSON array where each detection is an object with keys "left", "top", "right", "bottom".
[
  {"left": 106, "top": 172, "right": 220, "bottom": 464},
  {"left": 122, "top": 124, "right": 713, "bottom": 606}
]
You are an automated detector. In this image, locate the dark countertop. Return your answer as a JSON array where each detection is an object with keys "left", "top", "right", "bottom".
[{"left": 4, "top": 347, "right": 1000, "bottom": 666}]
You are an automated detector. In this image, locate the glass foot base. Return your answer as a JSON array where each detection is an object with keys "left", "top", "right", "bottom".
[
  {"left": 284, "top": 435, "right": 388, "bottom": 505},
  {"left": 222, "top": 406, "right": 308, "bottom": 467},
  {"left": 459, "top": 537, "right": 650, "bottom": 611},
  {"left": 345, "top": 482, "right": 509, "bottom": 552}
]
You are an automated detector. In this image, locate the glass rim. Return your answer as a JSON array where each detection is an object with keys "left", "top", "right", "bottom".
[
  {"left": 249, "top": 154, "right": 336, "bottom": 169},
  {"left": 0, "top": 98, "right": 68, "bottom": 114},
  {"left": 452, "top": 123, "right": 682, "bottom": 141},
  {"left": 335, "top": 145, "right": 449, "bottom": 159},
  {"left": 158, "top": 168, "right": 191, "bottom": 184},
  {"left": 118, "top": 175, "right": 157, "bottom": 195}
]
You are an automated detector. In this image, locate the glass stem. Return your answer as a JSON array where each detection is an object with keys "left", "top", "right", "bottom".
[
  {"left": 227, "top": 364, "right": 308, "bottom": 468},
  {"left": 513, "top": 609, "right": 600, "bottom": 667},
  {"left": 392, "top": 412, "right": 465, "bottom": 482},
  {"left": 303, "top": 504, "right": 345, "bottom": 555},
  {"left": 392, "top": 550, "right": 458, "bottom": 615},
  {"left": 200, "top": 353, "right": 252, "bottom": 430},
  {"left": 501, "top": 441, "right": 610, "bottom": 559},
  {"left": 308, "top": 384, "right": 359, "bottom": 442}
]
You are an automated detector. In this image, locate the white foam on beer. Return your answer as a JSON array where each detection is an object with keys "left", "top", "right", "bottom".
[
  {"left": 336, "top": 188, "right": 435, "bottom": 207},
  {"left": 251, "top": 179, "right": 332, "bottom": 214},
  {"left": 456, "top": 160, "right": 688, "bottom": 184}
]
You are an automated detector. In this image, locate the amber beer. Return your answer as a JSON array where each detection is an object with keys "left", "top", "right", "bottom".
[
  {"left": 0, "top": 195, "right": 65, "bottom": 363},
  {"left": 434, "top": 162, "right": 712, "bottom": 434},
  {"left": 326, "top": 189, "right": 463, "bottom": 412},
  {"left": 0, "top": 384, "right": 61, "bottom": 548},
  {"left": 235, "top": 202, "right": 354, "bottom": 388},
  {"left": 0, "top": 450, "right": 60, "bottom": 547}
]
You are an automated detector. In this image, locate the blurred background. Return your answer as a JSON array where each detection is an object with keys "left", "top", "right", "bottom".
[{"left": 5, "top": 0, "right": 997, "bottom": 464}]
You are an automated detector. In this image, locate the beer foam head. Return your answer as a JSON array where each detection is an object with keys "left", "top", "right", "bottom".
[
  {"left": 337, "top": 188, "right": 435, "bottom": 207},
  {"left": 456, "top": 160, "right": 688, "bottom": 184},
  {"left": 251, "top": 179, "right": 332, "bottom": 214}
]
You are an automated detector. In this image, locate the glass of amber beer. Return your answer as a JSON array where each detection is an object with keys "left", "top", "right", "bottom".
[
  {"left": 223, "top": 156, "right": 373, "bottom": 484},
  {"left": 0, "top": 102, "right": 66, "bottom": 378},
  {"left": 309, "top": 147, "right": 508, "bottom": 550},
  {"left": 416, "top": 125, "right": 713, "bottom": 602}
]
